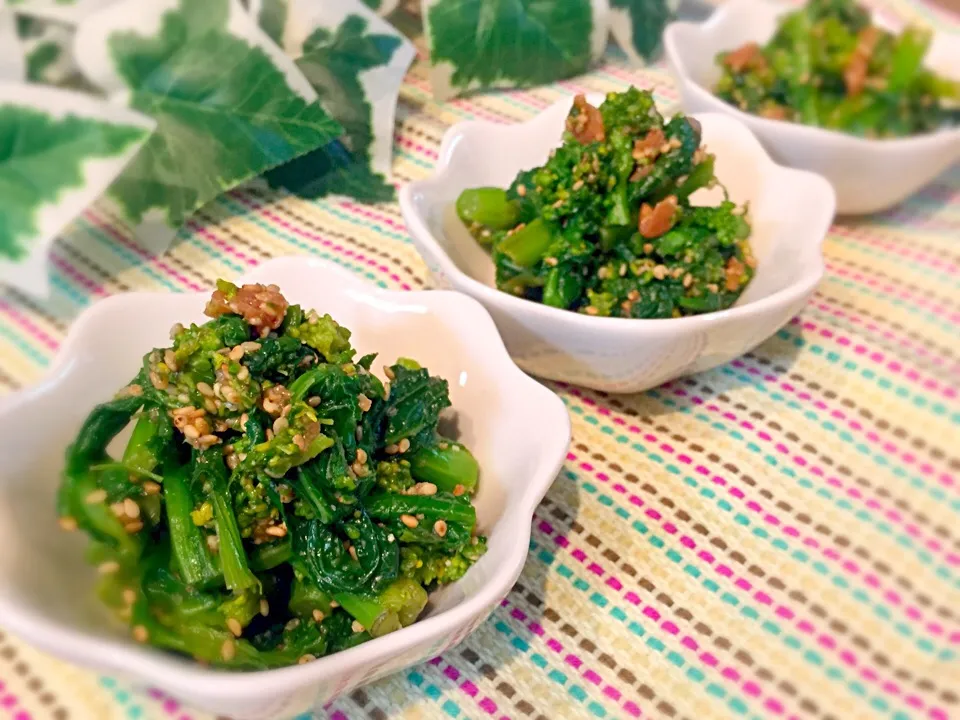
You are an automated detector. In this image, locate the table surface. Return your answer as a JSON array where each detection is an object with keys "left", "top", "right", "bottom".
[{"left": 1, "top": 1, "right": 959, "bottom": 718}]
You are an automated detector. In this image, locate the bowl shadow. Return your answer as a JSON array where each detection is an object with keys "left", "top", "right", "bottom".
[
  {"left": 322, "top": 467, "right": 581, "bottom": 719},
  {"left": 843, "top": 164, "right": 960, "bottom": 227}
]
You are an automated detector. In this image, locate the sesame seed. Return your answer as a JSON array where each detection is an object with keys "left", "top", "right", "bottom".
[
  {"left": 544, "top": 256, "right": 558, "bottom": 267},
  {"left": 59, "top": 516, "right": 78, "bottom": 532},
  {"left": 221, "top": 639, "right": 236, "bottom": 661},
  {"left": 383, "top": 365, "right": 395, "bottom": 380},
  {"left": 387, "top": 533, "right": 395, "bottom": 542},
  {"left": 125, "top": 521, "right": 144, "bottom": 534},
  {"left": 226, "top": 618, "right": 243, "bottom": 637},
  {"left": 132, "top": 625, "right": 149, "bottom": 643},
  {"left": 308, "top": 396, "right": 321, "bottom": 407},
  {"left": 597, "top": 266, "right": 610, "bottom": 280},
  {"left": 98, "top": 561, "right": 120, "bottom": 575},
  {"left": 123, "top": 588, "right": 137, "bottom": 605},
  {"left": 619, "top": 264, "right": 627, "bottom": 277},
  {"left": 183, "top": 425, "right": 200, "bottom": 440},
  {"left": 384, "top": 444, "right": 399, "bottom": 455},
  {"left": 683, "top": 273, "right": 693, "bottom": 288},
  {"left": 237, "top": 366, "right": 250, "bottom": 381},
  {"left": 124, "top": 498, "right": 140, "bottom": 519},
  {"left": 357, "top": 394, "right": 372, "bottom": 412},
  {"left": 584, "top": 306, "right": 599, "bottom": 316},
  {"left": 265, "top": 524, "right": 287, "bottom": 537},
  {"left": 85, "top": 489, "right": 107, "bottom": 504},
  {"left": 206, "top": 534, "right": 219, "bottom": 553},
  {"left": 313, "top": 609, "right": 326, "bottom": 622},
  {"left": 653, "top": 265, "right": 668, "bottom": 280},
  {"left": 348, "top": 544, "right": 358, "bottom": 561},
  {"left": 434, "top": 520, "right": 448, "bottom": 537},
  {"left": 643, "top": 243, "right": 653, "bottom": 254},
  {"left": 355, "top": 448, "right": 368, "bottom": 465},
  {"left": 398, "top": 438, "right": 410, "bottom": 453},
  {"left": 260, "top": 598, "right": 270, "bottom": 616},
  {"left": 164, "top": 349, "right": 178, "bottom": 372},
  {"left": 273, "top": 416, "right": 289, "bottom": 435},
  {"left": 329, "top": 600, "right": 339, "bottom": 609},
  {"left": 111, "top": 502, "right": 126, "bottom": 517},
  {"left": 517, "top": 184, "right": 526, "bottom": 196},
  {"left": 572, "top": 179, "right": 584, "bottom": 191},
  {"left": 416, "top": 482, "right": 437, "bottom": 496},
  {"left": 228, "top": 346, "right": 245, "bottom": 362},
  {"left": 298, "top": 654, "right": 316, "bottom": 664},
  {"left": 117, "top": 384, "right": 143, "bottom": 398},
  {"left": 285, "top": 618, "right": 301, "bottom": 631},
  {"left": 351, "top": 621, "right": 364, "bottom": 633},
  {"left": 400, "top": 514, "right": 419, "bottom": 528},
  {"left": 453, "top": 484, "right": 466, "bottom": 496}
]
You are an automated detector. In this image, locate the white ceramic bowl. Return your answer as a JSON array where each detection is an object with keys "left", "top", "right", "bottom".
[
  {"left": 0, "top": 257, "right": 570, "bottom": 720},
  {"left": 399, "top": 93, "right": 834, "bottom": 394},
  {"left": 664, "top": 0, "right": 960, "bottom": 215}
]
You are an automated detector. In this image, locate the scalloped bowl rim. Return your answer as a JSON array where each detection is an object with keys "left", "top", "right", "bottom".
[
  {"left": 0, "top": 256, "right": 571, "bottom": 701},
  {"left": 400, "top": 94, "right": 833, "bottom": 335},
  {"left": 662, "top": 0, "right": 960, "bottom": 150}
]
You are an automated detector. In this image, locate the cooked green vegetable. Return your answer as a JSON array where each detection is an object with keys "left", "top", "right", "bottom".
[
  {"left": 714, "top": 0, "right": 959, "bottom": 137},
  {"left": 59, "top": 280, "right": 486, "bottom": 670},
  {"left": 456, "top": 88, "right": 756, "bottom": 319}
]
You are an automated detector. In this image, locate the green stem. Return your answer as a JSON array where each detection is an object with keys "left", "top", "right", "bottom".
[
  {"left": 676, "top": 155, "right": 715, "bottom": 201},
  {"left": 164, "top": 465, "right": 220, "bottom": 588},
  {"left": 334, "top": 593, "right": 401, "bottom": 638},
  {"left": 195, "top": 451, "right": 258, "bottom": 591},
  {"left": 378, "top": 577, "right": 429, "bottom": 628},
  {"left": 250, "top": 540, "right": 291, "bottom": 572},
  {"left": 542, "top": 266, "right": 582, "bottom": 310},
  {"left": 497, "top": 218, "right": 554, "bottom": 268},
  {"left": 456, "top": 188, "right": 520, "bottom": 230},
  {"left": 364, "top": 493, "right": 476, "bottom": 527},
  {"left": 888, "top": 26, "right": 930, "bottom": 92},
  {"left": 289, "top": 577, "right": 335, "bottom": 618},
  {"left": 89, "top": 462, "right": 164, "bottom": 483},
  {"left": 122, "top": 411, "right": 161, "bottom": 476},
  {"left": 408, "top": 441, "right": 479, "bottom": 494}
]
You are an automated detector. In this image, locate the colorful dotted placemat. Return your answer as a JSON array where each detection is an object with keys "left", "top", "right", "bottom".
[{"left": 1, "top": 1, "right": 959, "bottom": 717}]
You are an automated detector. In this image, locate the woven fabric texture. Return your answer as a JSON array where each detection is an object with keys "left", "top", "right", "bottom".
[{"left": 1, "top": 2, "right": 959, "bottom": 717}]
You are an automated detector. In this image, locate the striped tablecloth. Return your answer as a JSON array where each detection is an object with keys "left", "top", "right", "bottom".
[{"left": 1, "top": 1, "right": 959, "bottom": 717}]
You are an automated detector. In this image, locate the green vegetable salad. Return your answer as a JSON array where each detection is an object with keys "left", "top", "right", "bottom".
[
  {"left": 456, "top": 88, "right": 756, "bottom": 319},
  {"left": 714, "top": 0, "right": 959, "bottom": 137},
  {"left": 58, "top": 280, "right": 486, "bottom": 669}
]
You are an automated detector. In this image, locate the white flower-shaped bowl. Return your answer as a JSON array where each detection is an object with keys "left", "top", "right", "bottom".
[
  {"left": 399, "top": 93, "right": 835, "bottom": 394},
  {"left": 0, "top": 257, "right": 570, "bottom": 720},
  {"left": 664, "top": 0, "right": 960, "bottom": 215}
]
